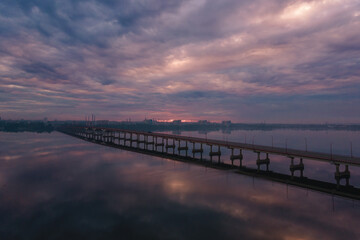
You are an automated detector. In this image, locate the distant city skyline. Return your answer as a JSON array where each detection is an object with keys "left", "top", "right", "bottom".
[{"left": 1, "top": 0, "right": 359, "bottom": 123}]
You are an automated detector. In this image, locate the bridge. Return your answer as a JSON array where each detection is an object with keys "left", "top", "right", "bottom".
[{"left": 58, "top": 126, "right": 360, "bottom": 200}]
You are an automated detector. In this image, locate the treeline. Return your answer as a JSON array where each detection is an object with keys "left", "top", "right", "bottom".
[
  {"left": 96, "top": 122, "right": 221, "bottom": 133},
  {"left": 0, "top": 120, "right": 54, "bottom": 133},
  {"left": 88, "top": 122, "right": 360, "bottom": 133}
]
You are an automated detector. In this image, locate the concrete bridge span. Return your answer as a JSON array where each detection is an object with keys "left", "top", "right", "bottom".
[{"left": 58, "top": 126, "right": 360, "bottom": 200}]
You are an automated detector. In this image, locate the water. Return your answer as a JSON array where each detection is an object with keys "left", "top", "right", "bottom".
[{"left": 0, "top": 130, "right": 359, "bottom": 239}]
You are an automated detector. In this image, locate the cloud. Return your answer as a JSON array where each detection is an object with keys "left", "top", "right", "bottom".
[{"left": 0, "top": 0, "right": 359, "bottom": 122}]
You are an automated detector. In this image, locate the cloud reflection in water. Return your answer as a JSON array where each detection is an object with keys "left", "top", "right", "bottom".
[{"left": 0, "top": 132, "right": 359, "bottom": 239}]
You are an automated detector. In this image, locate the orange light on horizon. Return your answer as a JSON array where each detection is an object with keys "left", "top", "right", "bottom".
[{"left": 156, "top": 119, "right": 198, "bottom": 123}]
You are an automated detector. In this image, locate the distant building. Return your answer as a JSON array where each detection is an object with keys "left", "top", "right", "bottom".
[
  {"left": 221, "top": 120, "right": 231, "bottom": 127},
  {"left": 198, "top": 120, "right": 209, "bottom": 124},
  {"left": 96, "top": 120, "right": 109, "bottom": 126},
  {"left": 172, "top": 120, "right": 182, "bottom": 124},
  {"left": 144, "top": 119, "right": 156, "bottom": 124}
]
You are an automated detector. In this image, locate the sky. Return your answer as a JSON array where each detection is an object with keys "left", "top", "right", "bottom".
[{"left": 0, "top": 0, "right": 359, "bottom": 123}]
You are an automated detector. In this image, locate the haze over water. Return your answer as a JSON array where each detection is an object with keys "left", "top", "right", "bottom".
[{"left": 1, "top": 130, "right": 359, "bottom": 239}]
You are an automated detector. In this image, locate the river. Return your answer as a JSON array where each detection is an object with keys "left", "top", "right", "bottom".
[{"left": 0, "top": 130, "right": 359, "bottom": 239}]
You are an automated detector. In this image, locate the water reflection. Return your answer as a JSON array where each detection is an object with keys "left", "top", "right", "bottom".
[{"left": 0, "top": 132, "right": 359, "bottom": 239}]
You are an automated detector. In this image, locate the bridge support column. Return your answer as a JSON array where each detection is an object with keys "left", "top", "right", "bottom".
[
  {"left": 173, "top": 139, "right": 175, "bottom": 154},
  {"left": 209, "top": 145, "right": 221, "bottom": 164},
  {"left": 178, "top": 140, "right": 189, "bottom": 156},
  {"left": 165, "top": 139, "right": 175, "bottom": 154},
  {"left": 289, "top": 157, "right": 304, "bottom": 179},
  {"left": 129, "top": 133, "right": 134, "bottom": 146},
  {"left": 145, "top": 135, "right": 154, "bottom": 150},
  {"left": 256, "top": 152, "right": 270, "bottom": 171},
  {"left": 192, "top": 142, "right": 203, "bottom": 160},
  {"left": 162, "top": 138, "right": 164, "bottom": 152},
  {"left": 166, "top": 138, "right": 168, "bottom": 153},
  {"left": 335, "top": 164, "right": 350, "bottom": 189},
  {"left": 155, "top": 137, "right": 164, "bottom": 152},
  {"left": 136, "top": 135, "right": 145, "bottom": 148},
  {"left": 104, "top": 131, "right": 107, "bottom": 143},
  {"left": 106, "top": 131, "right": 110, "bottom": 143},
  {"left": 230, "top": 148, "right": 243, "bottom": 167},
  {"left": 144, "top": 135, "right": 148, "bottom": 149}
]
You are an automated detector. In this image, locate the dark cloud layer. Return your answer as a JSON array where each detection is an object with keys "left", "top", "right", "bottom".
[{"left": 0, "top": 0, "right": 359, "bottom": 122}]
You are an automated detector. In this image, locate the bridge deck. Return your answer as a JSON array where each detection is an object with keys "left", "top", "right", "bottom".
[{"left": 82, "top": 127, "right": 360, "bottom": 166}]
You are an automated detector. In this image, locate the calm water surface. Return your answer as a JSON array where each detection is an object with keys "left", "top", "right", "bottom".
[{"left": 0, "top": 131, "right": 359, "bottom": 239}]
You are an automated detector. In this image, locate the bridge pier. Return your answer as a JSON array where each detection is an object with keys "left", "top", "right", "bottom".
[
  {"left": 192, "top": 142, "right": 203, "bottom": 160},
  {"left": 98, "top": 131, "right": 102, "bottom": 142},
  {"left": 93, "top": 131, "right": 97, "bottom": 141},
  {"left": 178, "top": 140, "right": 189, "bottom": 156},
  {"left": 130, "top": 133, "right": 137, "bottom": 147},
  {"left": 155, "top": 137, "right": 165, "bottom": 152},
  {"left": 135, "top": 134, "right": 139, "bottom": 148},
  {"left": 117, "top": 132, "right": 124, "bottom": 145},
  {"left": 98, "top": 130, "right": 102, "bottom": 142},
  {"left": 256, "top": 152, "right": 270, "bottom": 171},
  {"left": 165, "top": 138, "right": 175, "bottom": 154},
  {"left": 103, "top": 130, "right": 109, "bottom": 143},
  {"left": 104, "top": 130, "right": 108, "bottom": 143},
  {"left": 230, "top": 148, "right": 243, "bottom": 167},
  {"left": 107, "top": 131, "right": 112, "bottom": 143},
  {"left": 145, "top": 135, "right": 155, "bottom": 150},
  {"left": 137, "top": 134, "right": 145, "bottom": 149},
  {"left": 95, "top": 131, "right": 99, "bottom": 141},
  {"left": 335, "top": 164, "right": 350, "bottom": 188},
  {"left": 289, "top": 157, "right": 304, "bottom": 179},
  {"left": 110, "top": 131, "right": 115, "bottom": 143},
  {"left": 102, "top": 131, "right": 105, "bottom": 142},
  {"left": 125, "top": 133, "right": 132, "bottom": 146},
  {"left": 108, "top": 131, "right": 112, "bottom": 143},
  {"left": 209, "top": 145, "right": 221, "bottom": 164},
  {"left": 106, "top": 131, "right": 112, "bottom": 143}
]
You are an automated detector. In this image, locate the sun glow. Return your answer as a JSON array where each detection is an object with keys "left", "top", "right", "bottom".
[{"left": 156, "top": 119, "right": 197, "bottom": 123}]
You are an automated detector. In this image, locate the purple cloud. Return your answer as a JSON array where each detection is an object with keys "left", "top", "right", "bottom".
[{"left": 0, "top": 0, "right": 359, "bottom": 122}]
